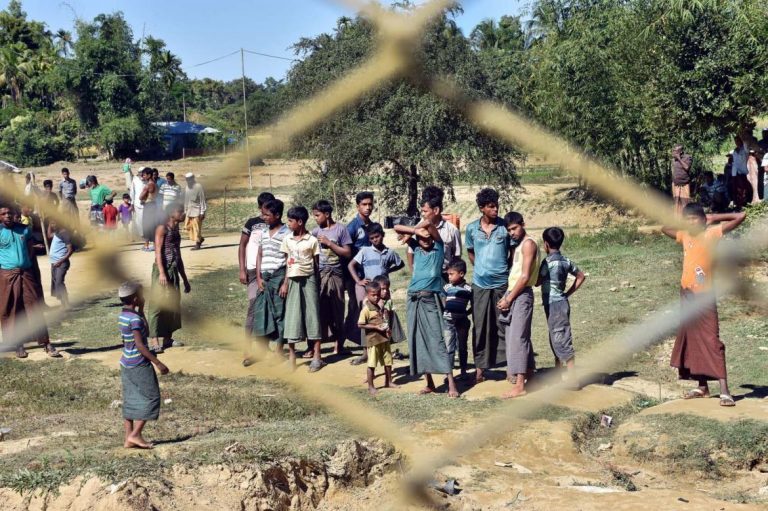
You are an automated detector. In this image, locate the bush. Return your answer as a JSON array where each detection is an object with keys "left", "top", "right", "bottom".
[{"left": 0, "top": 113, "right": 73, "bottom": 166}]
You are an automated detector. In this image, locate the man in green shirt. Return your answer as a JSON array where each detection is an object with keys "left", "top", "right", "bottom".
[{"left": 85, "top": 175, "right": 116, "bottom": 226}]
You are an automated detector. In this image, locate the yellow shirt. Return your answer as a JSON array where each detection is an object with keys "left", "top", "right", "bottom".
[
  {"left": 280, "top": 233, "right": 320, "bottom": 278},
  {"left": 508, "top": 236, "right": 540, "bottom": 289},
  {"left": 358, "top": 299, "right": 389, "bottom": 347}
]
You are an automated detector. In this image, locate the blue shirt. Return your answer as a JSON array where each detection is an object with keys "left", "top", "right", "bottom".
[
  {"left": 465, "top": 218, "right": 510, "bottom": 289},
  {"left": 539, "top": 251, "right": 581, "bottom": 304},
  {"left": 0, "top": 223, "right": 32, "bottom": 270},
  {"left": 49, "top": 230, "right": 72, "bottom": 265},
  {"left": 119, "top": 309, "right": 150, "bottom": 368},
  {"left": 408, "top": 239, "right": 444, "bottom": 293},
  {"left": 443, "top": 281, "right": 472, "bottom": 319},
  {"left": 353, "top": 245, "right": 403, "bottom": 280},
  {"left": 346, "top": 214, "right": 371, "bottom": 257}
]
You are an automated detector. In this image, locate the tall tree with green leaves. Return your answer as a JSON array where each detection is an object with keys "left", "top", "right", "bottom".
[{"left": 287, "top": 6, "right": 520, "bottom": 216}]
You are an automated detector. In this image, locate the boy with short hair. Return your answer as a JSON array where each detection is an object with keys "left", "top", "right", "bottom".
[
  {"left": 311, "top": 200, "right": 352, "bottom": 355},
  {"left": 280, "top": 206, "right": 323, "bottom": 372},
  {"left": 661, "top": 204, "right": 745, "bottom": 407},
  {"left": 117, "top": 281, "right": 169, "bottom": 449},
  {"left": 344, "top": 191, "right": 375, "bottom": 358},
  {"left": 358, "top": 280, "right": 398, "bottom": 395},
  {"left": 239, "top": 192, "right": 275, "bottom": 366},
  {"left": 538, "top": 227, "right": 585, "bottom": 380},
  {"left": 348, "top": 223, "right": 404, "bottom": 365},
  {"left": 47, "top": 219, "right": 74, "bottom": 308},
  {"left": 103, "top": 197, "right": 119, "bottom": 231},
  {"left": 443, "top": 258, "right": 472, "bottom": 380},
  {"left": 118, "top": 194, "right": 134, "bottom": 238},
  {"left": 497, "top": 212, "right": 539, "bottom": 399},
  {"left": 395, "top": 216, "right": 459, "bottom": 398},
  {"left": 253, "top": 199, "right": 290, "bottom": 356},
  {"left": 373, "top": 274, "right": 406, "bottom": 344}
]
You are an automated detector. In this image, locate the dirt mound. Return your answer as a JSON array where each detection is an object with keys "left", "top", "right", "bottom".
[{"left": 0, "top": 439, "right": 400, "bottom": 511}]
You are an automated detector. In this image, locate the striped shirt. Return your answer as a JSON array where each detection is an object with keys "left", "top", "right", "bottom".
[
  {"left": 539, "top": 251, "right": 580, "bottom": 304},
  {"left": 160, "top": 182, "right": 183, "bottom": 209},
  {"left": 259, "top": 224, "right": 290, "bottom": 273},
  {"left": 119, "top": 309, "right": 149, "bottom": 368},
  {"left": 443, "top": 281, "right": 472, "bottom": 319}
]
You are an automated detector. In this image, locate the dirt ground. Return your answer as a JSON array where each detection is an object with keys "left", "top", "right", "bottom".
[{"left": 2, "top": 165, "right": 766, "bottom": 510}]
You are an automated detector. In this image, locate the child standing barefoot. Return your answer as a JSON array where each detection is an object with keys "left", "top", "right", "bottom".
[
  {"left": 118, "top": 282, "right": 169, "bottom": 449},
  {"left": 358, "top": 281, "right": 398, "bottom": 395}
]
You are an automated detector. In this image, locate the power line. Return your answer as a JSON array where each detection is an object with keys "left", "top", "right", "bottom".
[
  {"left": 243, "top": 49, "right": 298, "bottom": 62},
  {"left": 190, "top": 50, "right": 240, "bottom": 68}
]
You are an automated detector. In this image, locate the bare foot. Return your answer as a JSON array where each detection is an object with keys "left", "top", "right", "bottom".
[
  {"left": 418, "top": 387, "right": 435, "bottom": 395},
  {"left": 368, "top": 387, "right": 378, "bottom": 396},
  {"left": 501, "top": 389, "right": 527, "bottom": 399},
  {"left": 447, "top": 389, "right": 460, "bottom": 398},
  {"left": 126, "top": 435, "right": 154, "bottom": 449},
  {"left": 474, "top": 375, "right": 486, "bottom": 385},
  {"left": 384, "top": 382, "right": 400, "bottom": 389}
]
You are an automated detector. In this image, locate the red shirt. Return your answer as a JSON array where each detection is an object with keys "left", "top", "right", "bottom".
[{"left": 103, "top": 204, "right": 118, "bottom": 228}]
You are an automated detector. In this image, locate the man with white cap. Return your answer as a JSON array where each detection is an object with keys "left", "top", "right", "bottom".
[{"left": 183, "top": 172, "right": 206, "bottom": 250}]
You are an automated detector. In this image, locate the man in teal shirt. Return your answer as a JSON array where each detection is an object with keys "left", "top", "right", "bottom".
[
  {"left": 0, "top": 204, "right": 60, "bottom": 358},
  {"left": 465, "top": 188, "right": 510, "bottom": 384}
]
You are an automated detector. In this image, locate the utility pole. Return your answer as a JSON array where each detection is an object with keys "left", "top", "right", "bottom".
[
  {"left": 241, "top": 48, "right": 252, "bottom": 190},
  {"left": 182, "top": 94, "right": 186, "bottom": 122}
]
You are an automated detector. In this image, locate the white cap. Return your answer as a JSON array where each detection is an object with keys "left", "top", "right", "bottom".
[
  {"left": 118, "top": 281, "right": 141, "bottom": 298},
  {"left": 138, "top": 166, "right": 147, "bottom": 172},
  {"left": 185, "top": 172, "right": 194, "bottom": 179},
  {"left": 125, "top": 158, "right": 132, "bottom": 163}
]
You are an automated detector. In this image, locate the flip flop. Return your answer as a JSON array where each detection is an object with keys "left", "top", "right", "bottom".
[
  {"left": 16, "top": 347, "right": 28, "bottom": 359},
  {"left": 719, "top": 394, "right": 736, "bottom": 407},
  {"left": 349, "top": 355, "right": 367, "bottom": 366},
  {"left": 308, "top": 360, "right": 326, "bottom": 373},
  {"left": 301, "top": 350, "right": 314, "bottom": 359},
  {"left": 46, "top": 346, "right": 62, "bottom": 358},
  {"left": 683, "top": 388, "right": 708, "bottom": 399}
]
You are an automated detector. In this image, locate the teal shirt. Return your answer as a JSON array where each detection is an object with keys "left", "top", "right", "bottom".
[
  {"left": 465, "top": 218, "right": 510, "bottom": 289},
  {"left": 89, "top": 184, "right": 112, "bottom": 206},
  {"left": 407, "top": 239, "right": 444, "bottom": 293},
  {"left": 0, "top": 224, "right": 32, "bottom": 270}
]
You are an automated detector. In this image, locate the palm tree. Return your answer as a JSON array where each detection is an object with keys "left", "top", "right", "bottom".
[
  {"left": 0, "top": 43, "right": 32, "bottom": 104},
  {"left": 158, "top": 50, "right": 182, "bottom": 90},
  {"left": 53, "top": 29, "right": 73, "bottom": 57}
]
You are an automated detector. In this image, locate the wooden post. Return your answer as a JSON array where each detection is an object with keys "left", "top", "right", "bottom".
[{"left": 223, "top": 184, "right": 228, "bottom": 231}]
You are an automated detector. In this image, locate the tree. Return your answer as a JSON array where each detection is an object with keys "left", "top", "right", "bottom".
[
  {"left": 53, "top": 29, "right": 73, "bottom": 57},
  {"left": 287, "top": 8, "right": 520, "bottom": 216}
]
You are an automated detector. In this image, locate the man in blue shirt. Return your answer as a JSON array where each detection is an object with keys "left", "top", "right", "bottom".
[
  {"left": 465, "top": 188, "right": 509, "bottom": 384},
  {"left": 0, "top": 204, "right": 60, "bottom": 359},
  {"left": 344, "top": 191, "right": 375, "bottom": 362}
]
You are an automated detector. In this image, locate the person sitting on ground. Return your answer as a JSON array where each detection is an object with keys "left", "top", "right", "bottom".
[
  {"left": 347, "top": 223, "right": 404, "bottom": 365},
  {"left": 280, "top": 206, "right": 323, "bottom": 372},
  {"left": 443, "top": 258, "right": 473, "bottom": 380},
  {"left": 661, "top": 204, "right": 745, "bottom": 407},
  {"left": 118, "top": 281, "right": 169, "bottom": 449},
  {"left": 358, "top": 280, "right": 399, "bottom": 395},
  {"left": 497, "top": 212, "right": 539, "bottom": 399},
  {"left": 47, "top": 218, "right": 74, "bottom": 309},
  {"left": 395, "top": 215, "right": 459, "bottom": 398},
  {"left": 537, "top": 227, "right": 585, "bottom": 385},
  {"left": 698, "top": 171, "right": 715, "bottom": 209},
  {"left": 147, "top": 203, "right": 191, "bottom": 353}
]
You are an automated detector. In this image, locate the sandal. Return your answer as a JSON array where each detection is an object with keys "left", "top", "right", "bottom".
[
  {"left": 349, "top": 355, "right": 367, "bottom": 366},
  {"left": 719, "top": 394, "right": 736, "bottom": 407},
  {"left": 301, "top": 350, "right": 314, "bottom": 359},
  {"left": 308, "top": 360, "right": 326, "bottom": 373},
  {"left": 16, "top": 347, "right": 28, "bottom": 359},
  {"left": 242, "top": 357, "right": 256, "bottom": 367},
  {"left": 683, "top": 388, "right": 709, "bottom": 399},
  {"left": 46, "top": 346, "right": 62, "bottom": 358}
]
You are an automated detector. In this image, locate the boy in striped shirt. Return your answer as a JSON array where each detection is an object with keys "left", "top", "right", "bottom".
[
  {"left": 118, "top": 282, "right": 168, "bottom": 449},
  {"left": 443, "top": 258, "right": 472, "bottom": 380}
]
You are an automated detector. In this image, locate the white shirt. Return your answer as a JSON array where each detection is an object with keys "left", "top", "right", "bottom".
[{"left": 129, "top": 176, "right": 145, "bottom": 210}]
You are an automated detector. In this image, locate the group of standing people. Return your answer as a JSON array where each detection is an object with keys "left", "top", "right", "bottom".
[{"left": 234, "top": 186, "right": 587, "bottom": 399}]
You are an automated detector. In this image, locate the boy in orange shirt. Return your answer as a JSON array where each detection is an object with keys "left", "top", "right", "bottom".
[{"left": 661, "top": 204, "right": 745, "bottom": 407}]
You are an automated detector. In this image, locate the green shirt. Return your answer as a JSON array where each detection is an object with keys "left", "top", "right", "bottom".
[{"left": 89, "top": 184, "right": 112, "bottom": 206}]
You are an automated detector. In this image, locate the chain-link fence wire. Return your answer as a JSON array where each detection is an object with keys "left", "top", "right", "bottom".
[{"left": 2, "top": 1, "right": 768, "bottom": 507}]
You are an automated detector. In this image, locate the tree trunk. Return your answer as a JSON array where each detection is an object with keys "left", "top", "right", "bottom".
[{"left": 406, "top": 163, "right": 419, "bottom": 217}]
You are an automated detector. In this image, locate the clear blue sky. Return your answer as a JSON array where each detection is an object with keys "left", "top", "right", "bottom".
[{"left": 12, "top": 0, "right": 523, "bottom": 83}]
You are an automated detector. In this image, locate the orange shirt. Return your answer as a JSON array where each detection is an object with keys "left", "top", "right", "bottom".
[{"left": 676, "top": 225, "right": 723, "bottom": 292}]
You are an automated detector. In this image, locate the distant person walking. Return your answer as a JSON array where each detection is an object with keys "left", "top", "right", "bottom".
[
  {"left": 58, "top": 168, "right": 79, "bottom": 227},
  {"left": 130, "top": 169, "right": 147, "bottom": 248},
  {"left": 671, "top": 144, "right": 692, "bottom": 216},
  {"left": 160, "top": 172, "right": 183, "bottom": 210},
  {"left": 122, "top": 158, "right": 133, "bottom": 191},
  {"left": 139, "top": 168, "right": 159, "bottom": 250},
  {"left": 730, "top": 136, "right": 750, "bottom": 209},
  {"left": 183, "top": 173, "right": 206, "bottom": 250}
]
